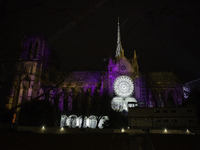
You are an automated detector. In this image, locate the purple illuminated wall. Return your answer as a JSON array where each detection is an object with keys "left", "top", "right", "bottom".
[{"left": 20, "top": 34, "right": 51, "bottom": 70}]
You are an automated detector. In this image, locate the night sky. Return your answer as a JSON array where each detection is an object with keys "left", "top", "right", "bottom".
[{"left": 0, "top": 0, "right": 200, "bottom": 82}]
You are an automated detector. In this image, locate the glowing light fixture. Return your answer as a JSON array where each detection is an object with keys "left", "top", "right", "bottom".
[
  {"left": 60, "top": 127, "right": 64, "bottom": 130},
  {"left": 186, "top": 129, "right": 189, "bottom": 132},
  {"left": 121, "top": 128, "right": 125, "bottom": 133},
  {"left": 164, "top": 129, "right": 167, "bottom": 132},
  {"left": 42, "top": 126, "right": 45, "bottom": 129}
]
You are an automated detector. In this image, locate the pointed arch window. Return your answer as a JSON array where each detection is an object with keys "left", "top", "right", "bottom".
[
  {"left": 34, "top": 42, "right": 38, "bottom": 58},
  {"left": 22, "top": 75, "right": 31, "bottom": 103},
  {"left": 135, "top": 67, "right": 137, "bottom": 72},
  {"left": 28, "top": 42, "right": 32, "bottom": 59}
]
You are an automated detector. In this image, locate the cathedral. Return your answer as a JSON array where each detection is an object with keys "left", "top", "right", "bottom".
[{"left": 7, "top": 20, "right": 186, "bottom": 128}]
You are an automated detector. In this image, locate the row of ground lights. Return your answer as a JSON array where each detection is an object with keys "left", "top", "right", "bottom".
[
  {"left": 41, "top": 126, "right": 194, "bottom": 134},
  {"left": 163, "top": 128, "right": 192, "bottom": 133},
  {"left": 121, "top": 128, "right": 193, "bottom": 134}
]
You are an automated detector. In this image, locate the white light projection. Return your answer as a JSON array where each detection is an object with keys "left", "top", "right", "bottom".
[
  {"left": 112, "top": 76, "right": 136, "bottom": 112},
  {"left": 183, "top": 86, "right": 189, "bottom": 99},
  {"left": 60, "top": 115, "right": 67, "bottom": 127},
  {"left": 61, "top": 115, "right": 108, "bottom": 129},
  {"left": 77, "top": 116, "right": 87, "bottom": 128},
  {"left": 111, "top": 97, "right": 125, "bottom": 111},
  {"left": 126, "top": 97, "right": 137, "bottom": 108},
  {"left": 88, "top": 115, "right": 97, "bottom": 129},
  {"left": 98, "top": 116, "right": 109, "bottom": 129},
  {"left": 66, "top": 115, "right": 77, "bottom": 128},
  {"left": 114, "top": 76, "right": 134, "bottom": 97}
]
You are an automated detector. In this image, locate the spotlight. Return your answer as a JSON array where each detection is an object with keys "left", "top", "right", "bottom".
[
  {"left": 164, "top": 129, "right": 167, "bottom": 132},
  {"left": 60, "top": 127, "right": 64, "bottom": 130},
  {"left": 121, "top": 128, "right": 125, "bottom": 133},
  {"left": 42, "top": 126, "right": 45, "bottom": 129}
]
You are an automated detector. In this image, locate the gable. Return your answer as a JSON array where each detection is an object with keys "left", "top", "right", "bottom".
[{"left": 115, "top": 57, "right": 133, "bottom": 73}]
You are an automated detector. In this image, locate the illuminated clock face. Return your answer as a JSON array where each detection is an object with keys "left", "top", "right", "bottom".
[{"left": 113, "top": 76, "right": 134, "bottom": 97}]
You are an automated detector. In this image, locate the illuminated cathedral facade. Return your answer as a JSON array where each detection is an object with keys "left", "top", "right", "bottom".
[{"left": 7, "top": 20, "right": 187, "bottom": 128}]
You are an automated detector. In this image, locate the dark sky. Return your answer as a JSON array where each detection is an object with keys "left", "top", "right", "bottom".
[{"left": 0, "top": 0, "right": 200, "bottom": 82}]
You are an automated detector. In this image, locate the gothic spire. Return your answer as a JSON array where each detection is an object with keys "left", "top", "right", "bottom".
[{"left": 115, "top": 17, "right": 123, "bottom": 59}]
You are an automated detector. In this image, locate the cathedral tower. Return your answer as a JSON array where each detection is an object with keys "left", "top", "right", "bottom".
[
  {"left": 8, "top": 35, "right": 50, "bottom": 110},
  {"left": 107, "top": 18, "right": 143, "bottom": 111}
]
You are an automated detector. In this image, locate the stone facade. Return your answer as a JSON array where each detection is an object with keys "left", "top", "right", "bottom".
[
  {"left": 7, "top": 21, "right": 186, "bottom": 118},
  {"left": 8, "top": 35, "right": 50, "bottom": 110}
]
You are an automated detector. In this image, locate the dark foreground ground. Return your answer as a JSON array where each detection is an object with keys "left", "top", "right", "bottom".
[{"left": 1, "top": 132, "right": 200, "bottom": 150}]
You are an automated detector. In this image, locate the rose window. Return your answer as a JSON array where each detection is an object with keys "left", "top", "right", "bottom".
[{"left": 113, "top": 76, "right": 134, "bottom": 98}]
